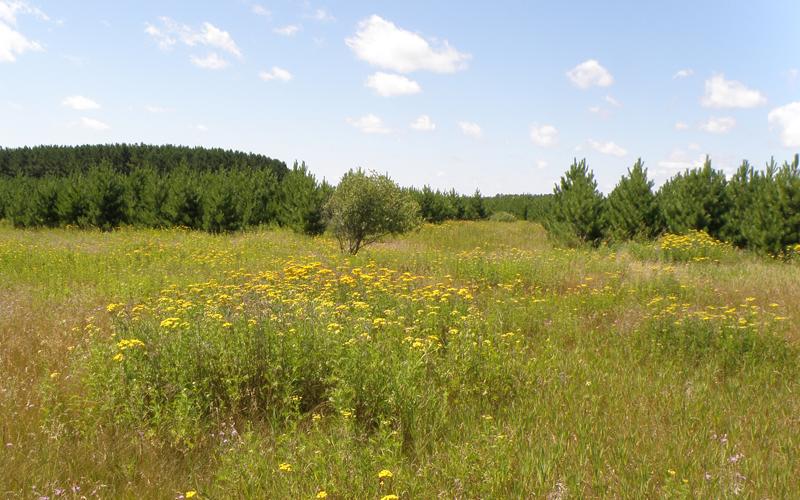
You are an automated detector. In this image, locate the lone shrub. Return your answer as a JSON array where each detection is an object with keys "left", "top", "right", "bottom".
[{"left": 324, "top": 169, "right": 420, "bottom": 254}]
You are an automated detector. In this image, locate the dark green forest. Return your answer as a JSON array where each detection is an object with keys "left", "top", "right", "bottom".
[
  {"left": 0, "top": 144, "right": 499, "bottom": 233},
  {"left": 2, "top": 144, "right": 799, "bottom": 256}
]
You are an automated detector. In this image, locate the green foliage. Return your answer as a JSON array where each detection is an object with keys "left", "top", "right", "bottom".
[
  {"left": 546, "top": 158, "right": 606, "bottom": 245},
  {"left": 86, "top": 162, "right": 129, "bottom": 231},
  {"left": 484, "top": 194, "right": 553, "bottom": 223},
  {"left": 606, "top": 159, "right": 660, "bottom": 240},
  {"left": 657, "top": 156, "right": 729, "bottom": 239},
  {"left": 488, "top": 211, "right": 517, "bottom": 222},
  {"left": 325, "top": 169, "right": 421, "bottom": 254}
]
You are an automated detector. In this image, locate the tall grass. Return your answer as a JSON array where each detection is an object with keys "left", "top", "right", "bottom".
[{"left": 1, "top": 221, "right": 799, "bottom": 497}]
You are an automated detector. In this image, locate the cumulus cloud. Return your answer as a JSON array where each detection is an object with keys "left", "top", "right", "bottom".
[
  {"left": 62, "top": 95, "right": 100, "bottom": 110},
  {"left": 566, "top": 59, "right": 613, "bottom": 88},
  {"left": 604, "top": 95, "right": 621, "bottom": 107},
  {"left": 79, "top": 117, "right": 110, "bottom": 131},
  {"left": 347, "top": 114, "right": 389, "bottom": 134},
  {"left": 700, "top": 116, "right": 736, "bottom": 134},
  {"left": 701, "top": 74, "right": 766, "bottom": 108},
  {"left": 458, "top": 121, "right": 482, "bottom": 138},
  {"left": 673, "top": 68, "right": 693, "bottom": 79},
  {"left": 346, "top": 15, "right": 470, "bottom": 73},
  {"left": 768, "top": 102, "right": 800, "bottom": 147},
  {"left": 190, "top": 52, "right": 228, "bottom": 70},
  {"left": 410, "top": 114, "right": 435, "bottom": 131},
  {"left": 656, "top": 149, "right": 705, "bottom": 178},
  {"left": 259, "top": 66, "right": 292, "bottom": 82},
  {"left": 674, "top": 121, "right": 689, "bottom": 130},
  {"left": 365, "top": 72, "right": 421, "bottom": 96},
  {"left": 588, "top": 139, "right": 627, "bottom": 157},
  {"left": 0, "top": 0, "right": 45, "bottom": 63},
  {"left": 145, "top": 17, "right": 241, "bottom": 57},
  {"left": 536, "top": 160, "right": 548, "bottom": 170},
  {"left": 530, "top": 124, "right": 558, "bottom": 147},
  {"left": 274, "top": 24, "right": 300, "bottom": 36}
]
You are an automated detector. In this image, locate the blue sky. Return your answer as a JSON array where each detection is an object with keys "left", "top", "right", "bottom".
[{"left": 1, "top": 1, "right": 799, "bottom": 194}]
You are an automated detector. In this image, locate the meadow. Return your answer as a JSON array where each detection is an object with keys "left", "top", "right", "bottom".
[{"left": 1, "top": 220, "right": 799, "bottom": 498}]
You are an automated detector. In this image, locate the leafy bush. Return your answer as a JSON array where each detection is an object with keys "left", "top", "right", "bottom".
[
  {"left": 488, "top": 211, "right": 517, "bottom": 222},
  {"left": 324, "top": 169, "right": 420, "bottom": 254}
]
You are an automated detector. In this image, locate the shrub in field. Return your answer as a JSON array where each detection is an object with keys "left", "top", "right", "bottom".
[
  {"left": 606, "top": 158, "right": 660, "bottom": 240},
  {"left": 488, "top": 211, "right": 517, "bottom": 222},
  {"left": 657, "top": 156, "right": 729, "bottom": 239},
  {"left": 545, "top": 158, "right": 606, "bottom": 246},
  {"left": 324, "top": 169, "right": 420, "bottom": 254}
]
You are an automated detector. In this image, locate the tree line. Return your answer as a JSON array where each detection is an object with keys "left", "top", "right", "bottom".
[
  {"left": 0, "top": 144, "right": 491, "bottom": 233},
  {"left": 0, "top": 144, "right": 329, "bottom": 233},
  {"left": 547, "top": 154, "right": 800, "bottom": 255}
]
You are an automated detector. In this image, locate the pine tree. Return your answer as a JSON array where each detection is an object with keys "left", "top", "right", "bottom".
[
  {"left": 605, "top": 158, "right": 659, "bottom": 240},
  {"left": 86, "top": 162, "right": 128, "bottom": 230},
  {"left": 546, "top": 158, "right": 606, "bottom": 245},
  {"left": 657, "top": 156, "right": 729, "bottom": 238}
]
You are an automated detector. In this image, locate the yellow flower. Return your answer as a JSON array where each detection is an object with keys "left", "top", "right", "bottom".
[
  {"left": 667, "top": 469, "right": 676, "bottom": 476},
  {"left": 49, "top": 371, "right": 60, "bottom": 379},
  {"left": 113, "top": 353, "right": 124, "bottom": 362},
  {"left": 378, "top": 469, "right": 393, "bottom": 479},
  {"left": 380, "top": 495, "right": 399, "bottom": 500},
  {"left": 278, "top": 462, "right": 293, "bottom": 472},
  {"left": 185, "top": 491, "right": 197, "bottom": 498},
  {"left": 316, "top": 492, "right": 328, "bottom": 499}
]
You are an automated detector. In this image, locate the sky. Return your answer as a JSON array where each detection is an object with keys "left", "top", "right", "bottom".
[{"left": 1, "top": 0, "right": 799, "bottom": 195}]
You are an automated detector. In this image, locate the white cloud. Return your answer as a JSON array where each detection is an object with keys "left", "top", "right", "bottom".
[
  {"left": 674, "top": 121, "right": 689, "bottom": 130},
  {"left": 566, "top": 59, "right": 613, "bottom": 88},
  {"left": 251, "top": 4, "right": 270, "bottom": 17},
  {"left": 79, "top": 117, "right": 109, "bottom": 131},
  {"left": 700, "top": 116, "right": 736, "bottom": 134},
  {"left": 62, "top": 95, "right": 100, "bottom": 110},
  {"left": 410, "top": 114, "right": 435, "bottom": 131},
  {"left": 346, "top": 15, "right": 470, "bottom": 74},
  {"left": 701, "top": 74, "right": 766, "bottom": 108},
  {"left": 145, "top": 18, "right": 241, "bottom": 56},
  {"left": 259, "top": 66, "right": 293, "bottom": 82},
  {"left": 673, "top": 68, "right": 693, "bottom": 79},
  {"left": 195, "top": 124, "right": 208, "bottom": 132},
  {"left": 604, "top": 95, "right": 621, "bottom": 106},
  {"left": 458, "top": 121, "right": 482, "bottom": 138},
  {"left": 768, "top": 102, "right": 800, "bottom": 148},
  {"left": 145, "top": 104, "right": 171, "bottom": 113},
  {"left": 588, "top": 139, "right": 627, "bottom": 157},
  {"left": 347, "top": 114, "right": 389, "bottom": 134},
  {"left": 365, "top": 72, "right": 421, "bottom": 96},
  {"left": 530, "top": 124, "right": 558, "bottom": 147},
  {"left": 0, "top": 1, "right": 49, "bottom": 24},
  {"left": 309, "top": 8, "right": 334, "bottom": 22},
  {"left": 190, "top": 52, "right": 228, "bottom": 69},
  {"left": 0, "top": 0, "right": 45, "bottom": 63},
  {"left": 536, "top": 160, "right": 548, "bottom": 170},
  {"left": 588, "top": 106, "right": 602, "bottom": 114},
  {"left": 657, "top": 149, "right": 705, "bottom": 177},
  {"left": 274, "top": 24, "right": 300, "bottom": 36}
]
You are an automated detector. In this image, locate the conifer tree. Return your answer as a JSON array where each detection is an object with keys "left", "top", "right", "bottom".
[
  {"left": 657, "top": 156, "right": 729, "bottom": 238},
  {"left": 605, "top": 158, "right": 659, "bottom": 240},
  {"left": 546, "top": 158, "right": 606, "bottom": 245}
]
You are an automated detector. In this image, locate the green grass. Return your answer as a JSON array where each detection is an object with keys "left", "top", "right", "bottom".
[{"left": 1, "top": 220, "right": 799, "bottom": 498}]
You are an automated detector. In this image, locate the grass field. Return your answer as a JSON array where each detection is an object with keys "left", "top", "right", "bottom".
[{"left": 1, "top": 220, "right": 799, "bottom": 498}]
